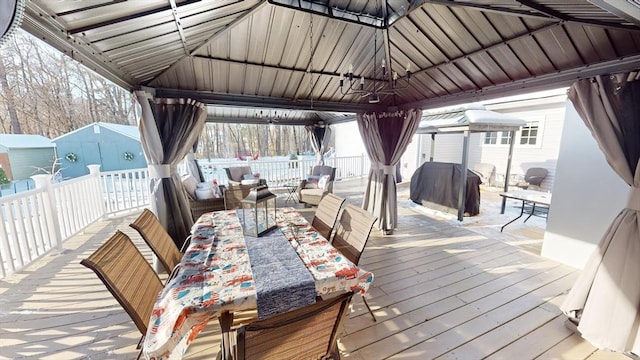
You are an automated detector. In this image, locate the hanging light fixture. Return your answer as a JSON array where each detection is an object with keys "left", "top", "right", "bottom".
[
  {"left": 338, "top": 0, "right": 411, "bottom": 104},
  {"left": 254, "top": 109, "right": 287, "bottom": 124}
]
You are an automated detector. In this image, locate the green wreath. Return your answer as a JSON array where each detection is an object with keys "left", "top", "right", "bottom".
[
  {"left": 65, "top": 152, "right": 78, "bottom": 163},
  {"left": 123, "top": 151, "right": 134, "bottom": 161}
]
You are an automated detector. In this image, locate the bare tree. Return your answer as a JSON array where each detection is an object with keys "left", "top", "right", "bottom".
[
  {"left": 0, "top": 53, "right": 21, "bottom": 133},
  {"left": 1, "top": 32, "right": 318, "bottom": 159}
]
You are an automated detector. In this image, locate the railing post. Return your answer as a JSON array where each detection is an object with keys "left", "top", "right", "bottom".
[
  {"left": 360, "top": 153, "right": 365, "bottom": 177},
  {"left": 31, "top": 174, "right": 63, "bottom": 252},
  {"left": 87, "top": 165, "right": 107, "bottom": 220}
]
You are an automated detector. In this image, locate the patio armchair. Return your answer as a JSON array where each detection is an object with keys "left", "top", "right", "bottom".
[
  {"left": 472, "top": 163, "right": 496, "bottom": 186},
  {"left": 182, "top": 174, "right": 225, "bottom": 221},
  {"left": 80, "top": 230, "right": 163, "bottom": 360},
  {"left": 224, "top": 166, "right": 266, "bottom": 187},
  {"left": 332, "top": 204, "right": 378, "bottom": 321},
  {"left": 515, "top": 167, "right": 548, "bottom": 191},
  {"left": 296, "top": 165, "right": 336, "bottom": 206},
  {"left": 231, "top": 292, "right": 354, "bottom": 360}
]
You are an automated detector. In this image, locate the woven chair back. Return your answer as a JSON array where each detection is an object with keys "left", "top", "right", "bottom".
[
  {"left": 236, "top": 292, "right": 353, "bottom": 360},
  {"left": 130, "top": 209, "right": 182, "bottom": 274},
  {"left": 332, "top": 204, "right": 377, "bottom": 265},
  {"left": 311, "top": 193, "right": 345, "bottom": 241},
  {"left": 80, "top": 230, "right": 163, "bottom": 336},
  {"left": 310, "top": 165, "right": 336, "bottom": 181},
  {"left": 225, "top": 166, "right": 253, "bottom": 182}
]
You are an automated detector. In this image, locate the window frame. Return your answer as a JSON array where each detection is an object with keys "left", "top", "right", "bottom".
[{"left": 481, "top": 117, "right": 544, "bottom": 149}]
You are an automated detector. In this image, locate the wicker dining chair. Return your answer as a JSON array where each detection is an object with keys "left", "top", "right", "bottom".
[
  {"left": 233, "top": 292, "right": 354, "bottom": 360},
  {"left": 311, "top": 193, "right": 346, "bottom": 241},
  {"left": 332, "top": 204, "right": 378, "bottom": 321},
  {"left": 129, "top": 208, "right": 182, "bottom": 277},
  {"left": 80, "top": 230, "right": 163, "bottom": 359}
]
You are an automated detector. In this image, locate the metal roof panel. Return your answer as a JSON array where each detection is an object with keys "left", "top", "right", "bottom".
[{"left": 0, "top": 135, "right": 54, "bottom": 149}]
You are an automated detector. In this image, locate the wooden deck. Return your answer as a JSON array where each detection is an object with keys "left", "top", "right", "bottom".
[{"left": 0, "top": 180, "right": 627, "bottom": 360}]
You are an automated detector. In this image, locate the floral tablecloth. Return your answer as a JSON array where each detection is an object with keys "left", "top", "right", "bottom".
[{"left": 143, "top": 207, "right": 374, "bottom": 360}]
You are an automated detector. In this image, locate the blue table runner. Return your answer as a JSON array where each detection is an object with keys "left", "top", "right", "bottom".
[{"left": 241, "top": 215, "right": 316, "bottom": 320}]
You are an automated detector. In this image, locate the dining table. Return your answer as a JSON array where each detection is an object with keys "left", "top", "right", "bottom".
[{"left": 142, "top": 207, "right": 374, "bottom": 360}]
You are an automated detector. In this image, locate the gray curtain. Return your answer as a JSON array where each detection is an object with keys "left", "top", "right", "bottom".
[
  {"left": 135, "top": 91, "right": 207, "bottom": 248},
  {"left": 561, "top": 71, "right": 640, "bottom": 355},
  {"left": 356, "top": 109, "right": 422, "bottom": 232},
  {"left": 305, "top": 124, "right": 332, "bottom": 165}
]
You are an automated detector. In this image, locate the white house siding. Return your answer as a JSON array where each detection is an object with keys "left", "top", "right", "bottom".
[
  {"left": 484, "top": 95, "right": 567, "bottom": 192},
  {"left": 542, "top": 102, "right": 628, "bottom": 269},
  {"left": 333, "top": 121, "right": 367, "bottom": 157},
  {"left": 409, "top": 94, "right": 567, "bottom": 193}
]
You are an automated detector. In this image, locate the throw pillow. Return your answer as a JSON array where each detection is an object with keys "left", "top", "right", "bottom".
[
  {"left": 182, "top": 175, "right": 198, "bottom": 199},
  {"left": 304, "top": 175, "right": 320, "bottom": 189},
  {"left": 317, "top": 175, "right": 331, "bottom": 190},
  {"left": 243, "top": 173, "right": 255, "bottom": 180}
]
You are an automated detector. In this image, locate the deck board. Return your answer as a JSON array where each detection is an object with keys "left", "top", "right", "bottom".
[{"left": 0, "top": 182, "right": 626, "bottom": 359}]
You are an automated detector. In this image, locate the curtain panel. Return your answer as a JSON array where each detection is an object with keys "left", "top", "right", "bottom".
[
  {"left": 135, "top": 91, "right": 207, "bottom": 249},
  {"left": 305, "top": 124, "right": 332, "bottom": 165},
  {"left": 561, "top": 71, "right": 640, "bottom": 355},
  {"left": 356, "top": 109, "right": 422, "bottom": 232}
]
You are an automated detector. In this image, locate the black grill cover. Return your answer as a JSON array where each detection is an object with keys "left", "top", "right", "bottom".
[{"left": 409, "top": 162, "right": 481, "bottom": 216}]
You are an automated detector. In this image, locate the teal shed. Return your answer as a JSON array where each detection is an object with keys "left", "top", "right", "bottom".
[
  {"left": 53, "top": 122, "right": 147, "bottom": 178},
  {"left": 0, "top": 134, "right": 56, "bottom": 181}
]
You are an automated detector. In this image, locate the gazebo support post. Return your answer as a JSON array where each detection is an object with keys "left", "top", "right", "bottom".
[
  {"left": 457, "top": 130, "right": 470, "bottom": 221},
  {"left": 429, "top": 133, "right": 435, "bottom": 162},
  {"left": 501, "top": 130, "right": 516, "bottom": 214}
]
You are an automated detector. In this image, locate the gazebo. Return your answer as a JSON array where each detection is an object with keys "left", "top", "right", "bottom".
[
  {"left": 415, "top": 104, "right": 527, "bottom": 220},
  {"left": 4, "top": 0, "right": 639, "bottom": 238},
  {"left": 2, "top": 2, "right": 639, "bottom": 356}
]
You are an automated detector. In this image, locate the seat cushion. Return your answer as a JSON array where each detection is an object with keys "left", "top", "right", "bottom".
[
  {"left": 241, "top": 179, "right": 259, "bottom": 185},
  {"left": 195, "top": 186, "right": 214, "bottom": 200},
  {"left": 300, "top": 188, "right": 325, "bottom": 205}
]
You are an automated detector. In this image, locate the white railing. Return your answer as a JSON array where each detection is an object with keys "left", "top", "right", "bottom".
[
  {"left": 52, "top": 170, "right": 105, "bottom": 240},
  {"left": 0, "top": 155, "right": 369, "bottom": 278},
  {"left": 0, "top": 166, "right": 150, "bottom": 278},
  {"left": 99, "top": 168, "right": 150, "bottom": 215},
  {"left": 198, "top": 155, "right": 370, "bottom": 188}
]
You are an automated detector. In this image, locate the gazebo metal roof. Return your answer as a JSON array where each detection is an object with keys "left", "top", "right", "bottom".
[
  {"left": 416, "top": 104, "right": 526, "bottom": 134},
  {"left": 16, "top": 0, "right": 640, "bottom": 124}
]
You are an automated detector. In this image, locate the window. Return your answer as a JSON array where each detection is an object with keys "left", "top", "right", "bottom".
[
  {"left": 481, "top": 118, "right": 543, "bottom": 148},
  {"left": 484, "top": 131, "right": 511, "bottom": 145},
  {"left": 500, "top": 132, "right": 512, "bottom": 145},
  {"left": 484, "top": 132, "right": 498, "bottom": 145},
  {"left": 520, "top": 121, "right": 539, "bottom": 145}
]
